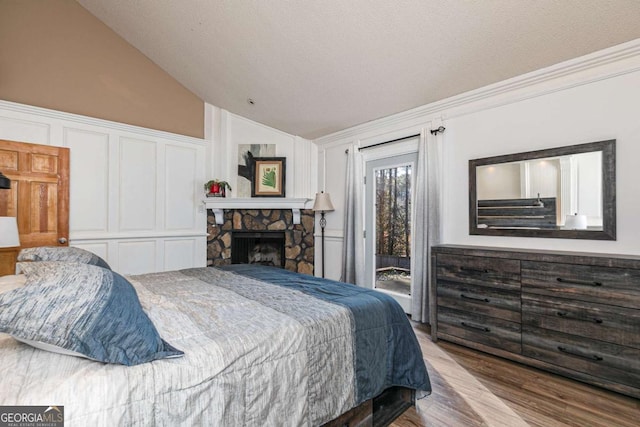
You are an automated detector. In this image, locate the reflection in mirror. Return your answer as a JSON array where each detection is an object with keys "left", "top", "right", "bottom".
[
  {"left": 469, "top": 140, "right": 615, "bottom": 240},
  {"left": 476, "top": 151, "right": 602, "bottom": 230}
]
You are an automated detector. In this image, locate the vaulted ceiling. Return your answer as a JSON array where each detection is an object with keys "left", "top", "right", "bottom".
[{"left": 78, "top": 0, "right": 640, "bottom": 139}]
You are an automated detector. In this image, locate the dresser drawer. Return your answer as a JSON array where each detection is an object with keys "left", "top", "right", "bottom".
[
  {"left": 436, "top": 254, "right": 520, "bottom": 291},
  {"left": 521, "top": 261, "right": 640, "bottom": 309},
  {"left": 437, "top": 307, "right": 521, "bottom": 353},
  {"left": 522, "top": 294, "right": 640, "bottom": 349},
  {"left": 523, "top": 326, "right": 640, "bottom": 390},
  {"left": 438, "top": 282, "right": 521, "bottom": 323}
]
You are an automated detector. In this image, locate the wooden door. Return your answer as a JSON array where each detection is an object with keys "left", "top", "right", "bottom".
[{"left": 0, "top": 140, "right": 70, "bottom": 248}]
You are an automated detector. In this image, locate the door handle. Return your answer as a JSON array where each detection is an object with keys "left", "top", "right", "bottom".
[
  {"left": 556, "top": 277, "right": 603, "bottom": 287},
  {"left": 557, "top": 346, "right": 603, "bottom": 362},
  {"left": 460, "top": 294, "right": 490, "bottom": 303},
  {"left": 58, "top": 237, "right": 68, "bottom": 244}
]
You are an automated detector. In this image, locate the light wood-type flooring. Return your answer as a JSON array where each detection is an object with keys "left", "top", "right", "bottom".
[{"left": 392, "top": 323, "right": 639, "bottom": 426}]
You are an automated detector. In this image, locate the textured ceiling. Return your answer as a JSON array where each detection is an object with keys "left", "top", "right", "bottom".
[{"left": 77, "top": 0, "right": 640, "bottom": 139}]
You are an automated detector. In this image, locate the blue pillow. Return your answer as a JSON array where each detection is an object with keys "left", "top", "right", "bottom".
[
  {"left": 17, "top": 246, "right": 112, "bottom": 270},
  {"left": 0, "top": 262, "right": 183, "bottom": 366}
]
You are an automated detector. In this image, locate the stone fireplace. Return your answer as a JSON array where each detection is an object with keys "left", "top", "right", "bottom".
[{"left": 207, "top": 209, "right": 314, "bottom": 274}]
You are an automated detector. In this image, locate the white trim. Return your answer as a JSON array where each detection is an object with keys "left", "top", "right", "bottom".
[
  {"left": 71, "top": 231, "right": 208, "bottom": 241},
  {"left": 204, "top": 197, "right": 313, "bottom": 225},
  {"left": 314, "top": 38, "right": 640, "bottom": 147},
  {"left": 0, "top": 99, "right": 207, "bottom": 146},
  {"left": 203, "top": 197, "right": 312, "bottom": 210},
  {"left": 314, "top": 228, "right": 343, "bottom": 239},
  {"left": 210, "top": 209, "right": 225, "bottom": 226}
]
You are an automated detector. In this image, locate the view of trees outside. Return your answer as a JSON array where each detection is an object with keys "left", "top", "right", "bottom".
[
  {"left": 375, "top": 165, "right": 412, "bottom": 295},
  {"left": 375, "top": 165, "right": 412, "bottom": 257}
]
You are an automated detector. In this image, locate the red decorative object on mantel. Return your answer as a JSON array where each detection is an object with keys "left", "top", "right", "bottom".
[{"left": 204, "top": 180, "right": 232, "bottom": 198}]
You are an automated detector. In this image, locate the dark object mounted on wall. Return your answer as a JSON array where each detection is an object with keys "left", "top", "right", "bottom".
[
  {"left": 251, "top": 157, "right": 286, "bottom": 197},
  {"left": 0, "top": 171, "right": 10, "bottom": 189},
  {"left": 469, "top": 139, "right": 616, "bottom": 240}
]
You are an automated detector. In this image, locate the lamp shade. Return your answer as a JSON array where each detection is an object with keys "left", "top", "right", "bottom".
[
  {"left": 312, "top": 192, "right": 335, "bottom": 212},
  {"left": 0, "top": 171, "right": 10, "bottom": 189},
  {"left": 0, "top": 217, "right": 20, "bottom": 248},
  {"left": 565, "top": 214, "right": 588, "bottom": 230}
]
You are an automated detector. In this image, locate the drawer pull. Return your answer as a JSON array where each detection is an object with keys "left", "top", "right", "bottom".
[
  {"left": 556, "top": 277, "right": 603, "bottom": 287},
  {"left": 557, "top": 346, "right": 603, "bottom": 362},
  {"left": 555, "top": 311, "right": 603, "bottom": 324},
  {"left": 460, "top": 294, "right": 490, "bottom": 303},
  {"left": 460, "top": 321, "right": 490, "bottom": 333},
  {"left": 460, "top": 267, "right": 490, "bottom": 274}
]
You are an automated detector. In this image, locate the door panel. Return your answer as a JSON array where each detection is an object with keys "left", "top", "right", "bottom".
[
  {"left": 365, "top": 151, "right": 417, "bottom": 313},
  {"left": 0, "top": 140, "right": 69, "bottom": 248},
  {"left": 31, "top": 154, "right": 59, "bottom": 174},
  {"left": 0, "top": 184, "right": 17, "bottom": 216},
  {"left": 0, "top": 149, "right": 18, "bottom": 170}
]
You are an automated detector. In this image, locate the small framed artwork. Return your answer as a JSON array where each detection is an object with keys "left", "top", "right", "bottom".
[{"left": 251, "top": 157, "right": 286, "bottom": 197}]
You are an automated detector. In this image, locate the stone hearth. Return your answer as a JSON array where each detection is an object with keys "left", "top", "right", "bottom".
[{"left": 207, "top": 209, "right": 314, "bottom": 275}]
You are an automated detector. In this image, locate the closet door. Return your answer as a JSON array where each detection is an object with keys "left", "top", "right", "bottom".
[{"left": 0, "top": 140, "right": 70, "bottom": 248}]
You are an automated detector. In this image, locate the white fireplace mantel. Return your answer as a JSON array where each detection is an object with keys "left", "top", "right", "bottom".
[{"left": 203, "top": 198, "right": 313, "bottom": 225}]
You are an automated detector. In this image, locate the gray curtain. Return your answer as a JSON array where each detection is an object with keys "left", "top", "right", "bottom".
[
  {"left": 341, "top": 145, "right": 365, "bottom": 285},
  {"left": 411, "top": 128, "right": 442, "bottom": 323}
]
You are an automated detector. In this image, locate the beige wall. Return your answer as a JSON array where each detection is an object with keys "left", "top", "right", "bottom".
[{"left": 0, "top": 0, "right": 204, "bottom": 138}]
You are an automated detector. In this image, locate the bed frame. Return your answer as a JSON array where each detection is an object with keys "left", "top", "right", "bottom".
[{"left": 323, "top": 387, "right": 415, "bottom": 427}]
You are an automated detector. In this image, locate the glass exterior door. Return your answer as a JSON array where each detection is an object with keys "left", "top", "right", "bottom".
[{"left": 365, "top": 152, "right": 416, "bottom": 313}]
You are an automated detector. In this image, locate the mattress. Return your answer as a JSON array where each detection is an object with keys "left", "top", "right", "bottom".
[{"left": 0, "top": 266, "right": 430, "bottom": 426}]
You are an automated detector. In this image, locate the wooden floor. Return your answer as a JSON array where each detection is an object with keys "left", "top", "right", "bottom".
[{"left": 392, "top": 323, "right": 640, "bottom": 427}]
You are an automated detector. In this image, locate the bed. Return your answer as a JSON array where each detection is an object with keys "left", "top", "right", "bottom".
[{"left": 0, "top": 256, "right": 431, "bottom": 426}]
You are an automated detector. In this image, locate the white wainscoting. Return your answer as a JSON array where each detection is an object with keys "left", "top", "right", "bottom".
[{"left": 0, "top": 100, "right": 207, "bottom": 274}]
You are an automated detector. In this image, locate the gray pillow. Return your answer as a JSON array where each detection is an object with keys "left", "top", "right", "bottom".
[
  {"left": 0, "top": 262, "right": 183, "bottom": 366},
  {"left": 17, "top": 246, "right": 111, "bottom": 270}
]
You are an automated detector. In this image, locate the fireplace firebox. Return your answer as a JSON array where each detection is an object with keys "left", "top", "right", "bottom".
[
  {"left": 231, "top": 231, "right": 286, "bottom": 267},
  {"left": 207, "top": 209, "right": 314, "bottom": 274}
]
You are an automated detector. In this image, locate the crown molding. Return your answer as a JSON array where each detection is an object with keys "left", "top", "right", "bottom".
[
  {"left": 0, "top": 99, "right": 207, "bottom": 146},
  {"left": 314, "top": 38, "right": 640, "bottom": 147}
]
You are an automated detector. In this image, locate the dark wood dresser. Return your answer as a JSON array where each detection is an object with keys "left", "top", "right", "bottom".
[{"left": 431, "top": 244, "right": 640, "bottom": 398}]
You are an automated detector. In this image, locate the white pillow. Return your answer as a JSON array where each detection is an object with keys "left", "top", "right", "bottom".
[{"left": 0, "top": 274, "right": 27, "bottom": 294}]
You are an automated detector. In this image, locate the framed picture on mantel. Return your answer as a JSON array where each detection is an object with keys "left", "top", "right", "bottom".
[{"left": 251, "top": 157, "right": 286, "bottom": 197}]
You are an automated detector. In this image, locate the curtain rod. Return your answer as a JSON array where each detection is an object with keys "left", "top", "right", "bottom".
[
  {"left": 344, "top": 126, "right": 446, "bottom": 154},
  {"left": 358, "top": 133, "right": 420, "bottom": 152}
]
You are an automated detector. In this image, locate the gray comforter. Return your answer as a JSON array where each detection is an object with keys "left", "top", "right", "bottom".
[{"left": 0, "top": 267, "right": 430, "bottom": 426}]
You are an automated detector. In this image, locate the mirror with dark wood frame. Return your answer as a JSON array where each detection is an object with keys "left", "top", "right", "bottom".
[{"left": 469, "top": 140, "right": 616, "bottom": 240}]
